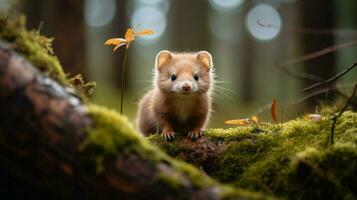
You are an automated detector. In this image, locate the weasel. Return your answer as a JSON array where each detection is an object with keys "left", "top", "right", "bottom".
[{"left": 136, "top": 50, "right": 213, "bottom": 140}]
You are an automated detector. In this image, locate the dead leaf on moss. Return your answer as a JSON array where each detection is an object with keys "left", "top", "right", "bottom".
[{"left": 304, "top": 114, "right": 322, "bottom": 122}]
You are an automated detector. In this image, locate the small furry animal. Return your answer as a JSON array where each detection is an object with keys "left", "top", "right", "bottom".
[{"left": 136, "top": 50, "right": 214, "bottom": 140}]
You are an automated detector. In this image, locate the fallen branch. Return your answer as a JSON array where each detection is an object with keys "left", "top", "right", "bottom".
[
  {"left": 292, "top": 85, "right": 355, "bottom": 106},
  {"left": 278, "top": 66, "right": 323, "bottom": 82},
  {"left": 303, "top": 62, "right": 357, "bottom": 93}
]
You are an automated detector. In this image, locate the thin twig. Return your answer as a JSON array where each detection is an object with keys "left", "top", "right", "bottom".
[
  {"left": 120, "top": 48, "right": 128, "bottom": 114},
  {"left": 303, "top": 62, "right": 357, "bottom": 93},
  {"left": 330, "top": 84, "right": 357, "bottom": 145},
  {"left": 293, "top": 87, "right": 335, "bottom": 106},
  {"left": 293, "top": 84, "right": 357, "bottom": 106},
  {"left": 253, "top": 84, "right": 357, "bottom": 115},
  {"left": 277, "top": 40, "right": 357, "bottom": 69},
  {"left": 257, "top": 19, "right": 357, "bottom": 37},
  {"left": 278, "top": 66, "right": 323, "bottom": 82}
]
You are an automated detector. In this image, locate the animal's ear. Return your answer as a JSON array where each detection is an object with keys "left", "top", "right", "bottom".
[
  {"left": 196, "top": 51, "right": 213, "bottom": 69},
  {"left": 155, "top": 50, "right": 172, "bottom": 70}
]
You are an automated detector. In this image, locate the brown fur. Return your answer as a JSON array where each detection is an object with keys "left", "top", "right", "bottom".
[{"left": 136, "top": 51, "right": 213, "bottom": 140}]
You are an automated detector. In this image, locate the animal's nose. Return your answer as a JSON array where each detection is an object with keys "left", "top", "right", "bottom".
[{"left": 182, "top": 84, "right": 191, "bottom": 92}]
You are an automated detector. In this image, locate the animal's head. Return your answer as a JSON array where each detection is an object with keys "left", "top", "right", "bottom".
[{"left": 154, "top": 50, "right": 213, "bottom": 96}]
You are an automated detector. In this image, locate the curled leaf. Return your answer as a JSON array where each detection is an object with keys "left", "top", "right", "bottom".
[
  {"left": 104, "top": 38, "right": 127, "bottom": 51},
  {"left": 271, "top": 99, "right": 278, "bottom": 123}
]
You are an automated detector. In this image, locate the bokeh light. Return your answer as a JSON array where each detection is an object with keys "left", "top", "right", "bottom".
[
  {"left": 130, "top": 6, "right": 167, "bottom": 44},
  {"left": 245, "top": 4, "right": 281, "bottom": 41},
  {"left": 0, "top": 0, "right": 10, "bottom": 10},
  {"left": 84, "top": 0, "right": 116, "bottom": 28},
  {"left": 137, "top": 0, "right": 165, "bottom": 6},
  {"left": 209, "top": 12, "right": 242, "bottom": 41},
  {"left": 209, "top": 0, "right": 244, "bottom": 12}
]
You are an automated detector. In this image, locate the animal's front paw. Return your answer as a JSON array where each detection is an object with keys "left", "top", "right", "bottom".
[
  {"left": 187, "top": 130, "right": 203, "bottom": 140},
  {"left": 161, "top": 131, "right": 175, "bottom": 141}
]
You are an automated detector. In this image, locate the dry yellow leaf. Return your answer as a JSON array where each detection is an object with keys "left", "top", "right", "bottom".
[
  {"left": 104, "top": 27, "right": 154, "bottom": 51},
  {"left": 225, "top": 119, "right": 250, "bottom": 125},
  {"left": 104, "top": 38, "right": 127, "bottom": 51}
]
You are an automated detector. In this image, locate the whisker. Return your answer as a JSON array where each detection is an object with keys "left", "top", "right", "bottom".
[
  {"left": 214, "top": 85, "right": 237, "bottom": 94},
  {"left": 211, "top": 90, "right": 237, "bottom": 103},
  {"left": 129, "top": 87, "right": 152, "bottom": 101},
  {"left": 214, "top": 80, "right": 232, "bottom": 84}
]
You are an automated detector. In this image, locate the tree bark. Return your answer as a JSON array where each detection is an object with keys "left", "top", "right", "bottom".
[
  {"left": 300, "top": 0, "right": 336, "bottom": 107},
  {"left": 0, "top": 41, "right": 260, "bottom": 199}
]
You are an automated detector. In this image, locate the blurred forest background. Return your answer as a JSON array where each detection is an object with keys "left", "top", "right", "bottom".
[{"left": 3, "top": 0, "right": 357, "bottom": 127}]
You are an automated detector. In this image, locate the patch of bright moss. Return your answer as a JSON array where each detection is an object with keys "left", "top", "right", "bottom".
[
  {"left": 281, "top": 143, "right": 357, "bottom": 199},
  {"left": 148, "top": 134, "right": 193, "bottom": 156},
  {"left": 151, "top": 111, "right": 357, "bottom": 199},
  {"left": 0, "top": 14, "right": 69, "bottom": 85},
  {"left": 80, "top": 104, "right": 166, "bottom": 170}
]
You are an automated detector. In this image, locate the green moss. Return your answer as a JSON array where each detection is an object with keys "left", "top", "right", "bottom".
[
  {"left": 148, "top": 134, "right": 193, "bottom": 156},
  {"left": 69, "top": 74, "right": 97, "bottom": 99},
  {"left": 0, "top": 15, "right": 69, "bottom": 85},
  {"left": 80, "top": 104, "right": 166, "bottom": 171},
  {"left": 151, "top": 111, "right": 357, "bottom": 199},
  {"left": 219, "top": 186, "right": 274, "bottom": 200},
  {"left": 156, "top": 171, "right": 184, "bottom": 190},
  {"left": 282, "top": 143, "right": 357, "bottom": 199},
  {"left": 222, "top": 112, "right": 357, "bottom": 198}
]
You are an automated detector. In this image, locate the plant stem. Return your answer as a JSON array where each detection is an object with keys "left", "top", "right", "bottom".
[{"left": 120, "top": 48, "right": 128, "bottom": 114}]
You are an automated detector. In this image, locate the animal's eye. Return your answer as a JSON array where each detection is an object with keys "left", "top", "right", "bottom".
[
  {"left": 194, "top": 74, "right": 199, "bottom": 81},
  {"left": 171, "top": 74, "right": 177, "bottom": 81}
]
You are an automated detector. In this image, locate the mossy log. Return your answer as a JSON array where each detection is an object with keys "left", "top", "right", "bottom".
[
  {"left": 150, "top": 112, "right": 357, "bottom": 199},
  {"left": 0, "top": 41, "right": 267, "bottom": 199}
]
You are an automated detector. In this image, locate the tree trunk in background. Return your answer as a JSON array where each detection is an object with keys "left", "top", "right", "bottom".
[
  {"left": 112, "top": 0, "right": 128, "bottom": 88},
  {"left": 23, "top": 0, "right": 86, "bottom": 78},
  {"left": 301, "top": 0, "right": 336, "bottom": 107},
  {"left": 239, "top": 2, "right": 254, "bottom": 103},
  {"left": 169, "top": 0, "right": 210, "bottom": 51},
  {"left": 23, "top": 0, "right": 45, "bottom": 30},
  {"left": 51, "top": 0, "right": 86, "bottom": 78},
  {"left": 239, "top": 38, "right": 254, "bottom": 102}
]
